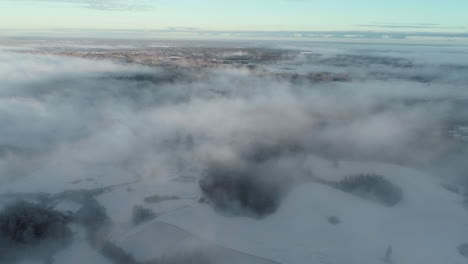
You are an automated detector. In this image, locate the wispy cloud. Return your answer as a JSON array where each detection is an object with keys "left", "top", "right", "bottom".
[
  {"left": 357, "top": 22, "right": 466, "bottom": 30},
  {"left": 16, "top": 0, "right": 155, "bottom": 11}
]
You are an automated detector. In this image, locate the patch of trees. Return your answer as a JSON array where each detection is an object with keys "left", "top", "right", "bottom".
[
  {"left": 0, "top": 201, "right": 72, "bottom": 246},
  {"left": 0, "top": 200, "right": 73, "bottom": 262},
  {"left": 199, "top": 163, "right": 291, "bottom": 218},
  {"left": 334, "top": 174, "right": 403, "bottom": 206}
]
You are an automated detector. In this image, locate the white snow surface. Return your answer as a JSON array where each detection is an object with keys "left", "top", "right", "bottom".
[
  {"left": 1, "top": 157, "right": 467, "bottom": 264},
  {"left": 93, "top": 160, "right": 468, "bottom": 264},
  {"left": 53, "top": 225, "right": 113, "bottom": 264}
]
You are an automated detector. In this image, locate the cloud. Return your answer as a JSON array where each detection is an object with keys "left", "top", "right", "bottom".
[
  {"left": 165, "top": 27, "right": 201, "bottom": 32},
  {"left": 15, "top": 0, "right": 155, "bottom": 11},
  {"left": 1, "top": 41, "right": 468, "bottom": 195},
  {"left": 356, "top": 22, "right": 466, "bottom": 30},
  {"left": 1, "top": 40, "right": 468, "bottom": 264}
]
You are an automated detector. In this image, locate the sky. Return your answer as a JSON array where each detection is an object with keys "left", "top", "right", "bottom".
[{"left": 0, "top": 0, "right": 467, "bottom": 42}]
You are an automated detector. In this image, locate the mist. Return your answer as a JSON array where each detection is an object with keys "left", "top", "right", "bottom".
[{"left": 1, "top": 40, "right": 468, "bottom": 264}]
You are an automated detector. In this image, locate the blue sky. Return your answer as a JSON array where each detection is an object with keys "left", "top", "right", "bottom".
[{"left": 1, "top": 0, "right": 467, "bottom": 42}]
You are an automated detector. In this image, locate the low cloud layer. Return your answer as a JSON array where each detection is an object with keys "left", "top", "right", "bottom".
[
  {"left": 1, "top": 41, "right": 468, "bottom": 193},
  {"left": 3, "top": 29, "right": 468, "bottom": 44},
  {"left": 1, "top": 39, "right": 468, "bottom": 264}
]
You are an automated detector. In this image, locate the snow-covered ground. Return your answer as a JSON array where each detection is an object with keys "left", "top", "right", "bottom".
[
  {"left": 104, "top": 160, "right": 468, "bottom": 264},
  {"left": 4, "top": 154, "right": 467, "bottom": 264}
]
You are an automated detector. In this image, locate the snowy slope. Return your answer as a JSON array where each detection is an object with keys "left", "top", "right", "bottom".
[
  {"left": 53, "top": 225, "right": 113, "bottom": 264},
  {"left": 50, "top": 158, "right": 465, "bottom": 264},
  {"left": 138, "top": 161, "right": 467, "bottom": 264},
  {"left": 4, "top": 147, "right": 465, "bottom": 264}
]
